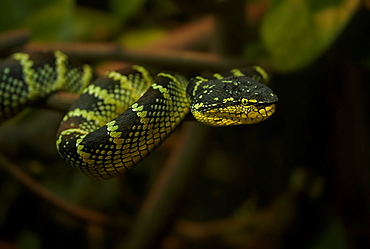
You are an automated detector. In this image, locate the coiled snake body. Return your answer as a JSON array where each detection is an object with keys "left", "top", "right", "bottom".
[{"left": 0, "top": 51, "right": 277, "bottom": 180}]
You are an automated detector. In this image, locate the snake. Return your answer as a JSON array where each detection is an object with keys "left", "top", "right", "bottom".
[{"left": 0, "top": 51, "right": 278, "bottom": 180}]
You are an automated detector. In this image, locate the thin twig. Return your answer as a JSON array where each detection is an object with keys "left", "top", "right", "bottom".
[
  {"left": 45, "top": 92, "right": 79, "bottom": 112},
  {"left": 21, "top": 16, "right": 248, "bottom": 71},
  {"left": 146, "top": 16, "right": 214, "bottom": 50},
  {"left": 0, "top": 153, "right": 112, "bottom": 226},
  {"left": 24, "top": 42, "right": 249, "bottom": 71},
  {"left": 0, "top": 29, "right": 30, "bottom": 55},
  {"left": 174, "top": 193, "right": 296, "bottom": 240},
  {"left": 24, "top": 16, "right": 215, "bottom": 60}
]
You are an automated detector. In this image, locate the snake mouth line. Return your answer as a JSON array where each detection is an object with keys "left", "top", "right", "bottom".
[{"left": 195, "top": 101, "right": 277, "bottom": 113}]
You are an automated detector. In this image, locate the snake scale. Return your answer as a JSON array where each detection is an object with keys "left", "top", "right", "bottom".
[{"left": 0, "top": 51, "right": 278, "bottom": 180}]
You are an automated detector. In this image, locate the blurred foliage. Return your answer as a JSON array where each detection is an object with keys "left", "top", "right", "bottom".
[
  {"left": 0, "top": 0, "right": 361, "bottom": 71},
  {"left": 0, "top": 0, "right": 148, "bottom": 42},
  {"left": 260, "top": 0, "right": 360, "bottom": 72},
  {"left": 0, "top": 0, "right": 369, "bottom": 249},
  {"left": 310, "top": 215, "right": 347, "bottom": 249}
]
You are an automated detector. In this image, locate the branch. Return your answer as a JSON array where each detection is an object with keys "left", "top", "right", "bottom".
[
  {"left": 146, "top": 16, "right": 214, "bottom": 51},
  {"left": 0, "top": 153, "right": 124, "bottom": 226},
  {"left": 24, "top": 42, "right": 249, "bottom": 71},
  {"left": 0, "top": 29, "right": 30, "bottom": 55},
  {"left": 45, "top": 92, "right": 79, "bottom": 112}
]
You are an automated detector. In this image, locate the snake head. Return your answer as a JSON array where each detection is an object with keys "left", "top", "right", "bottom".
[{"left": 190, "top": 76, "right": 278, "bottom": 126}]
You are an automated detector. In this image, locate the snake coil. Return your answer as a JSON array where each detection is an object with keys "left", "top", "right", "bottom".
[{"left": 0, "top": 51, "right": 277, "bottom": 179}]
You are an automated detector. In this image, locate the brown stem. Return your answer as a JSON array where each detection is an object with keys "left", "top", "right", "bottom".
[
  {"left": 146, "top": 16, "right": 214, "bottom": 51},
  {"left": 0, "top": 29, "right": 30, "bottom": 55},
  {"left": 45, "top": 92, "right": 80, "bottom": 112},
  {"left": 0, "top": 153, "right": 113, "bottom": 226},
  {"left": 24, "top": 42, "right": 248, "bottom": 71}
]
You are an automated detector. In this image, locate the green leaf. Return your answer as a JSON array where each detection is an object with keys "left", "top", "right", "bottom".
[
  {"left": 19, "top": 0, "right": 75, "bottom": 42},
  {"left": 119, "top": 28, "right": 166, "bottom": 48},
  {"left": 70, "top": 6, "right": 121, "bottom": 41},
  {"left": 109, "top": 0, "right": 147, "bottom": 23},
  {"left": 0, "top": 0, "right": 121, "bottom": 42},
  {"left": 18, "top": 230, "right": 41, "bottom": 249},
  {"left": 310, "top": 214, "right": 347, "bottom": 249},
  {"left": 0, "top": 0, "right": 69, "bottom": 32},
  {"left": 261, "top": 0, "right": 360, "bottom": 72}
]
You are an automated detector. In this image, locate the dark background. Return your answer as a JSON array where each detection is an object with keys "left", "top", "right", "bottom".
[{"left": 0, "top": 0, "right": 369, "bottom": 249}]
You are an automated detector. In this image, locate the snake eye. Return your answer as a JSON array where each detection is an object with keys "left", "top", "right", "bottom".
[{"left": 241, "top": 98, "right": 248, "bottom": 105}]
